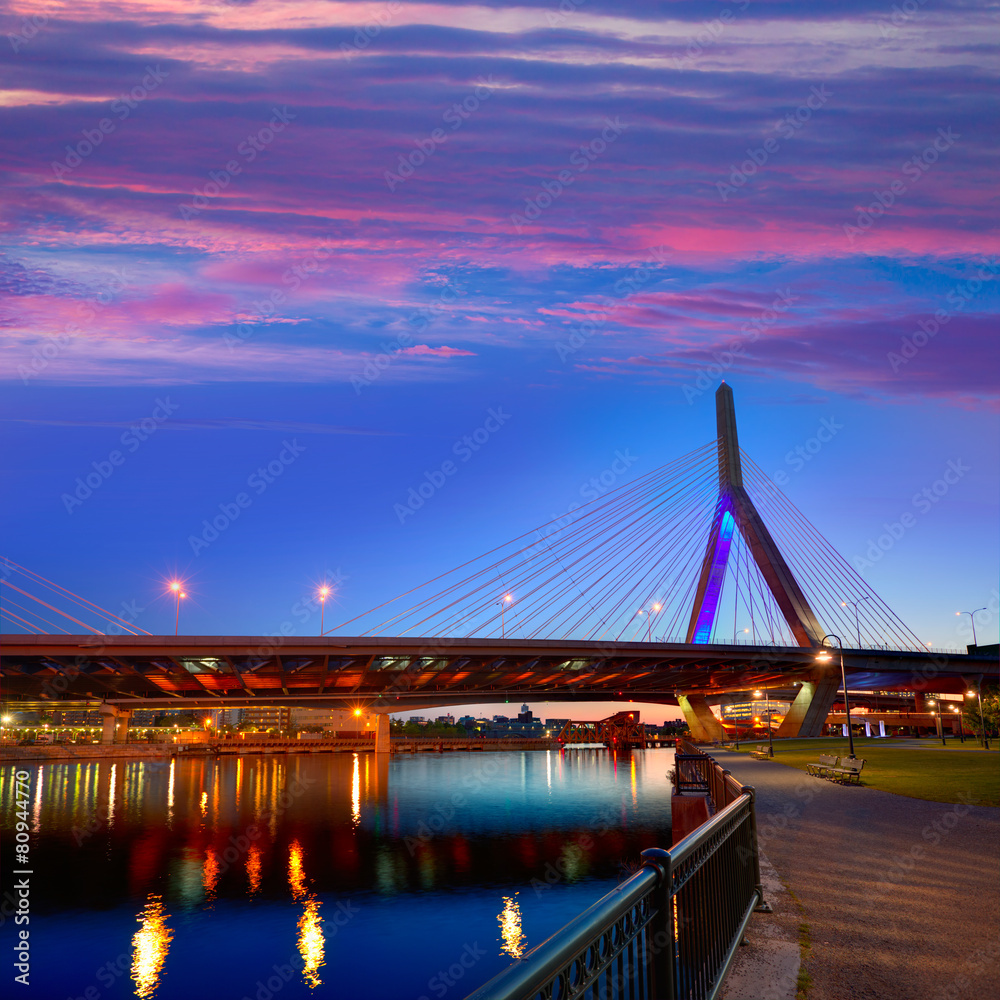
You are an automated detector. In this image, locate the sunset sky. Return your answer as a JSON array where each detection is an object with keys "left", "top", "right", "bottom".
[{"left": 1, "top": 0, "right": 997, "bottom": 721}]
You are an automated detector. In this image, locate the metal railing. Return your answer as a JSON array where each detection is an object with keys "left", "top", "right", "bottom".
[{"left": 465, "top": 742, "right": 767, "bottom": 1000}]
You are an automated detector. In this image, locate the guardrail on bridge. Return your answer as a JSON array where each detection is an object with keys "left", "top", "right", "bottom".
[{"left": 464, "top": 739, "right": 768, "bottom": 1000}]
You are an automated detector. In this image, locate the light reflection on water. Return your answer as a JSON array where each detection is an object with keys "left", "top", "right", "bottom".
[
  {"left": 130, "top": 895, "right": 172, "bottom": 999},
  {"left": 498, "top": 893, "right": 526, "bottom": 959},
  {"left": 0, "top": 747, "right": 673, "bottom": 1000}
]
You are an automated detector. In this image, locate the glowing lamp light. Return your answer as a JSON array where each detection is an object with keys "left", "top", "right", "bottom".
[{"left": 353, "top": 708, "right": 362, "bottom": 717}]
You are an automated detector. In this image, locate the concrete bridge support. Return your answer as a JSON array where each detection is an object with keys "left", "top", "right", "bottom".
[
  {"left": 774, "top": 676, "right": 839, "bottom": 738},
  {"left": 374, "top": 712, "right": 391, "bottom": 753},
  {"left": 678, "top": 695, "right": 725, "bottom": 742},
  {"left": 100, "top": 705, "right": 131, "bottom": 744}
]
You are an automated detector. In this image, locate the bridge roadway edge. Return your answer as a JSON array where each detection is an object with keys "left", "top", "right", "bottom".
[{"left": 715, "top": 753, "right": 1000, "bottom": 1000}]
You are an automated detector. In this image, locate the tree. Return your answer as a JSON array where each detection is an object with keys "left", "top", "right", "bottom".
[{"left": 968, "top": 693, "right": 999, "bottom": 738}]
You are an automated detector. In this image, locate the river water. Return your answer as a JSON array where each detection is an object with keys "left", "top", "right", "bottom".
[{"left": 1, "top": 748, "right": 674, "bottom": 1000}]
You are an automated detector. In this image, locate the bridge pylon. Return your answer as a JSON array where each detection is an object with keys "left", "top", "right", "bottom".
[
  {"left": 685, "top": 383, "right": 825, "bottom": 648},
  {"left": 680, "top": 384, "right": 836, "bottom": 739}
]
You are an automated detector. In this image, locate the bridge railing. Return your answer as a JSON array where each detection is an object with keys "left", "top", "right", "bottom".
[{"left": 465, "top": 744, "right": 766, "bottom": 1000}]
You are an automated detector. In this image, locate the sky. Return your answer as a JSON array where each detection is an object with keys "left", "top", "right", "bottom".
[{"left": 1, "top": 0, "right": 997, "bottom": 723}]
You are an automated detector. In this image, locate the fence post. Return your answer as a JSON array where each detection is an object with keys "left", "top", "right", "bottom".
[
  {"left": 740, "top": 784, "right": 772, "bottom": 913},
  {"left": 640, "top": 847, "right": 675, "bottom": 1000}
]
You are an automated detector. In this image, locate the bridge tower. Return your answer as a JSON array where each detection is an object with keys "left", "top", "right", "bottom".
[{"left": 679, "top": 383, "right": 839, "bottom": 740}]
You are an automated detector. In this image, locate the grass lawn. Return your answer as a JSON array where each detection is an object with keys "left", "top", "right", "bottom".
[{"left": 726, "top": 737, "right": 999, "bottom": 805}]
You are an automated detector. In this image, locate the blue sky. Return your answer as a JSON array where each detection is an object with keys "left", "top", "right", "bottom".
[{"left": 1, "top": 0, "right": 997, "bottom": 721}]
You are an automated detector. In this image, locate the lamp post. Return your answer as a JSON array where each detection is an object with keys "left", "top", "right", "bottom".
[
  {"left": 927, "top": 698, "right": 947, "bottom": 747},
  {"left": 318, "top": 585, "right": 330, "bottom": 635},
  {"left": 950, "top": 706, "right": 965, "bottom": 744},
  {"left": 816, "top": 634, "right": 854, "bottom": 758},
  {"left": 955, "top": 608, "right": 987, "bottom": 648},
  {"left": 841, "top": 597, "right": 873, "bottom": 649},
  {"left": 967, "top": 689, "right": 989, "bottom": 749},
  {"left": 754, "top": 689, "right": 774, "bottom": 757},
  {"left": 647, "top": 602, "right": 662, "bottom": 642},
  {"left": 169, "top": 581, "right": 187, "bottom": 636},
  {"left": 498, "top": 593, "right": 513, "bottom": 638}
]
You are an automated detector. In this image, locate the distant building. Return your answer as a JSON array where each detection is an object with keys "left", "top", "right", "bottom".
[
  {"left": 241, "top": 706, "right": 292, "bottom": 731},
  {"left": 292, "top": 707, "right": 374, "bottom": 733}
]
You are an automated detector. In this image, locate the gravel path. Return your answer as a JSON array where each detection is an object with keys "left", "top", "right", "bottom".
[{"left": 720, "top": 753, "right": 1000, "bottom": 1000}]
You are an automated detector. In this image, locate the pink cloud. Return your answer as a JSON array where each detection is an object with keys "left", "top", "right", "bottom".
[{"left": 398, "top": 344, "right": 476, "bottom": 358}]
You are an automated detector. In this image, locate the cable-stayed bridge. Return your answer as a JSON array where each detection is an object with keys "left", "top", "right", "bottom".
[{"left": 2, "top": 385, "right": 993, "bottom": 741}]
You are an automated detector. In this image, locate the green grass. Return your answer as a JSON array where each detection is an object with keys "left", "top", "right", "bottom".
[
  {"left": 796, "top": 922, "right": 812, "bottom": 1000},
  {"left": 728, "top": 737, "right": 999, "bottom": 805}
]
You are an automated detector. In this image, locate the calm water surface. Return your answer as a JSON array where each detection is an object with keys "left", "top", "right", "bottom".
[{"left": 1, "top": 749, "right": 674, "bottom": 1000}]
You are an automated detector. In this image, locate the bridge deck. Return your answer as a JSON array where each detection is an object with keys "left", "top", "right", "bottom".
[{"left": 1, "top": 634, "right": 990, "bottom": 708}]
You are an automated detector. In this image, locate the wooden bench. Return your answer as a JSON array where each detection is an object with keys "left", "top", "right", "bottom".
[
  {"left": 826, "top": 758, "right": 866, "bottom": 784},
  {"left": 807, "top": 753, "right": 840, "bottom": 777},
  {"left": 750, "top": 744, "right": 771, "bottom": 759}
]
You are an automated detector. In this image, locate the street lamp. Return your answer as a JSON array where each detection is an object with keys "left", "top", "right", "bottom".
[
  {"left": 318, "top": 585, "right": 330, "bottom": 635},
  {"left": 950, "top": 706, "right": 965, "bottom": 744},
  {"left": 498, "top": 593, "right": 513, "bottom": 638},
  {"left": 753, "top": 689, "right": 774, "bottom": 757},
  {"left": 966, "top": 689, "right": 990, "bottom": 749},
  {"left": 169, "top": 581, "right": 187, "bottom": 636},
  {"left": 647, "top": 603, "right": 662, "bottom": 642},
  {"left": 926, "top": 698, "right": 947, "bottom": 747},
  {"left": 841, "top": 597, "right": 873, "bottom": 649},
  {"left": 956, "top": 608, "right": 987, "bottom": 648},
  {"left": 816, "top": 634, "right": 855, "bottom": 759}
]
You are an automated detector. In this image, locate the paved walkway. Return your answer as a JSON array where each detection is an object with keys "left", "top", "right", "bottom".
[{"left": 721, "top": 753, "right": 1000, "bottom": 1000}]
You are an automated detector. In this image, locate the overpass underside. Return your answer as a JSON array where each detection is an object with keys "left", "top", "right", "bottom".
[{"left": 1, "top": 635, "right": 988, "bottom": 740}]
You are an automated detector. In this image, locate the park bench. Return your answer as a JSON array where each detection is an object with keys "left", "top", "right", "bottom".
[
  {"left": 825, "top": 758, "right": 866, "bottom": 784},
  {"left": 806, "top": 753, "right": 840, "bottom": 777},
  {"left": 750, "top": 745, "right": 771, "bottom": 759}
]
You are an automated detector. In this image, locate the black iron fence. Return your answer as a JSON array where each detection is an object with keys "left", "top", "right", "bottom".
[{"left": 465, "top": 741, "right": 767, "bottom": 1000}]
